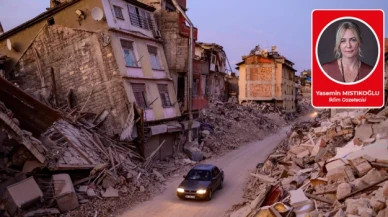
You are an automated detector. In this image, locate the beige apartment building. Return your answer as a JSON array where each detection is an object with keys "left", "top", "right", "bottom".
[{"left": 236, "top": 46, "right": 297, "bottom": 113}]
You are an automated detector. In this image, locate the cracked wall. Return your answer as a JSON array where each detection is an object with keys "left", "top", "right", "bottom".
[{"left": 9, "top": 25, "right": 129, "bottom": 136}]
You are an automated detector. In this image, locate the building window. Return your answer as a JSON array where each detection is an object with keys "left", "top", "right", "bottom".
[
  {"left": 113, "top": 5, "right": 124, "bottom": 20},
  {"left": 165, "top": 0, "right": 176, "bottom": 12},
  {"left": 131, "top": 83, "right": 147, "bottom": 108},
  {"left": 47, "top": 17, "right": 55, "bottom": 26},
  {"left": 120, "top": 40, "right": 138, "bottom": 67},
  {"left": 147, "top": 45, "right": 162, "bottom": 70},
  {"left": 128, "top": 4, "right": 154, "bottom": 31},
  {"left": 193, "top": 78, "right": 199, "bottom": 96},
  {"left": 211, "top": 55, "right": 216, "bottom": 64},
  {"left": 158, "top": 84, "right": 172, "bottom": 107}
]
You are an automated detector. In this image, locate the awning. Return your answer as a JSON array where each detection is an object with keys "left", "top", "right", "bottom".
[
  {"left": 149, "top": 124, "right": 168, "bottom": 136},
  {"left": 180, "top": 120, "right": 201, "bottom": 130},
  {"left": 166, "top": 121, "right": 182, "bottom": 133},
  {"left": 147, "top": 121, "right": 183, "bottom": 136}
]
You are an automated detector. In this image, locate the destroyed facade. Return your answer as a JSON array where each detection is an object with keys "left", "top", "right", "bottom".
[
  {"left": 236, "top": 45, "right": 297, "bottom": 113},
  {"left": 139, "top": 0, "right": 206, "bottom": 112},
  {"left": 0, "top": 0, "right": 185, "bottom": 159},
  {"left": 195, "top": 42, "right": 230, "bottom": 103}
]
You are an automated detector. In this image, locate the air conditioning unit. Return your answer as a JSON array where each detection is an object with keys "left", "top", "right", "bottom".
[{"left": 152, "top": 30, "right": 162, "bottom": 39}]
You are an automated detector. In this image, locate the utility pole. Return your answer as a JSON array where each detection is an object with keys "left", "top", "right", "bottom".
[{"left": 171, "top": 0, "right": 194, "bottom": 142}]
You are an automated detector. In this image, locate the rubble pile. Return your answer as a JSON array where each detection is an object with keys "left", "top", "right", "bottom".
[
  {"left": 198, "top": 101, "right": 278, "bottom": 157},
  {"left": 297, "top": 98, "right": 314, "bottom": 115},
  {"left": 227, "top": 108, "right": 388, "bottom": 217},
  {"left": 0, "top": 100, "right": 198, "bottom": 217}
]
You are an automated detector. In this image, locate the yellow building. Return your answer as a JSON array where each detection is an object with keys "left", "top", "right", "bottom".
[
  {"left": 0, "top": 0, "right": 181, "bottom": 159},
  {"left": 236, "top": 46, "right": 297, "bottom": 113}
]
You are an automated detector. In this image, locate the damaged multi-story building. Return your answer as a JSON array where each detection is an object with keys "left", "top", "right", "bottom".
[
  {"left": 298, "top": 69, "right": 311, "bottom": 100},
  {"left": 138, "top": 0, "right": 210, "bottom": 114},
  {"left": 236, "top": 46, "right": 297, "bottom": 113},
  {"left": 195, "top": 42, "right": 230, "bottom": 103},
  {"left": 0, "top": 0, "right": 184, "bottom": 159}
]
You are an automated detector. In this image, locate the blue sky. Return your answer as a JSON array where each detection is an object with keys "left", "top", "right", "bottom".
[{"left": 0, "top": 0, "right": 387, "bottom": 74}]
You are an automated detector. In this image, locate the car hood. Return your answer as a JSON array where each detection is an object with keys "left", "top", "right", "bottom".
[{"left": 179, "top": 179, "right": 211, "bottom": 191}]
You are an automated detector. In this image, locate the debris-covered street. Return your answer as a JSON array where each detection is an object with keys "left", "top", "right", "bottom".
[
  {"left": 227, "top": 108, "right": 388, "bottom": 217},
  {"left": 0, "top": 0, "right": 387, "bottom": 217},
  {"left": 116, "top": 110, "right": 316, "bottom": 217}
]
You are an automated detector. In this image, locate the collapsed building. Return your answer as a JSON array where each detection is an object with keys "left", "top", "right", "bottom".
[
  {"left": 236, "top": 45, "right": 297, "bottom": 113},
  {"left": 0, "top": 0, "right": 187, "bottom": 160},
  {"left": 298, "top": 69, "right": 312, "bottom": 100},
  {"left": 195, "top": 42, "right": 231, "bottom": 103}
]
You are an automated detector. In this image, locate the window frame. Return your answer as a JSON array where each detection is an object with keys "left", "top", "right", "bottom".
[
  {"left": 120, "top": 39, "right": 139, "bottom": 68},
  {"left": 157, "top": 84, "right": 172, "bottom": 107},
  {"left": 147, "top": 45, "right": 163, "bottom": 70},
  {"left": 128, "top": 4, "right": 154, "bottom": 31},
  {"left": 131, "top": 83, "right": 148, "bottom": 109},
  {"left": 113, "top": 5, "right": 124, "bottom": 20}
]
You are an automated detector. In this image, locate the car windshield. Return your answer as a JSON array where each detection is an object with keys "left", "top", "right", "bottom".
[{"left": 186, "top": 169, "right": 211, "bottom": 181}]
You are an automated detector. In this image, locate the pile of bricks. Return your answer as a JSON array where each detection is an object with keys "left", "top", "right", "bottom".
[{"left": 228, "top": 108, "right": 388, "bottom": 217}]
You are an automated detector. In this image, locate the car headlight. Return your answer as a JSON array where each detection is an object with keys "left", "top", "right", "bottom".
[
  {"left": 177, "top": 188, "right": 185, "bottom": 193},
  {"left": 196, "top": 189, "right": 206, "bottom": 194}
]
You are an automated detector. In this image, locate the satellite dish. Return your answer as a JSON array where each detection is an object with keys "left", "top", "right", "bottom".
[
  {"left": 91, "top": 7, "right": 104, "bottom": 21},
  {"left": 6, "top": 39, "right": 12, "bottom": 51}
]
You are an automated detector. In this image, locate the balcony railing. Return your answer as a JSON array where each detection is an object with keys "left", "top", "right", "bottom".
[{"left": 129, "top": 12, "right": 155, "bottom": 31}]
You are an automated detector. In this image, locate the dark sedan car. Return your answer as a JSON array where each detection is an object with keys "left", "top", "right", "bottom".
[{"left": 177, "top": 164, "right": 224, "bottom": 201}]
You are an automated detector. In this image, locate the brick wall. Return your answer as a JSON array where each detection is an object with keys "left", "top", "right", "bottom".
[
  {"left": 156, "top": 10, "right": 188, "bottom": 74},
  {"left": 10, "top": 25, "right": 129, "bottom": 136}
]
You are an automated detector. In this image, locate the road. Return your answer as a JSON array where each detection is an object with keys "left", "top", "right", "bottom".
[{"left": 119, "top": 113, "right": 315, "bottom": 217}]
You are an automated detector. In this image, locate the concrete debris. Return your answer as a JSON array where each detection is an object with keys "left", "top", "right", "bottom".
[
  {"left": 0, "top": 98, "right": 197, "bottom": 216},
  {"left": 23, "top": 208, "right": 60, "bottom": 217},
  {"left": 198, "top": 101, "right": 292, "bottom": 157},
  {"left": 228, "top": 108, "right": 388, "bottom": 217},
  {"left": 102, "top": 187, "right": 119, "bottom": 198}
]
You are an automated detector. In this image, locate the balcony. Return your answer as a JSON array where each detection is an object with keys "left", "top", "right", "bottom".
[{"left": 178, "top": 13, "right": 198, "bottom": 40}]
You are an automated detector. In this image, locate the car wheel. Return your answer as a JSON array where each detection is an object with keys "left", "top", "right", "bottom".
[
  {"left": 207, "top": 189, "right": 212, "bottom": 201},
  {"left": 218, "top": 180, "right": 223, "bottom": 190}
]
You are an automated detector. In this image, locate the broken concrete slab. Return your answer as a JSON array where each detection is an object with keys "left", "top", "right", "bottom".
[
  {"left": 22, "top": 160, "right": 44, "bottom": 173},
  {"left": 184, "top": 141, "right": 204, "bottom": 162},
  {"left": 102, "top": 187, "right": 119, "bottom": 198},
  {"left": 86, "top": 188, "right": 96, "bottom": 197},
  {"left": 153, "top": 169, "right": 166, "bottom": 182},
  {"left": 102, "top": 175, "right": 118, "bottom": 189},
  {"left": 353, "top": 123, "right": 373, "bottom": 141},
  {"left": 337, "top": 183, "right": 352, "bottom": 199},
  {"left": 346, "top": 139, "right": 388, "bottom": 164},
  {"left": 3, "top": 177, "right": 43, "bottom": 215},
  {"left": 348, "top": 157, "right": 373, "bottom": 176},
  {"left": 52, "top": 174, "right": 79, "bottom": 212}
]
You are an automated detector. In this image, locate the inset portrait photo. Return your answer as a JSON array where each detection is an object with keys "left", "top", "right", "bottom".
[{"left": 316, "top": 17, "right": 379, "bottom": 85}]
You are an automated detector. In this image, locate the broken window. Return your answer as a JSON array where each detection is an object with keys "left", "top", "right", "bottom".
[
  {"left": 113, "top": 5, "right": 124, "bottom": 20},
  {"left": 120, "top": 40, "right": 138, "bottom": 67},
  {"left": 128, "top": 4, "right": 154, "bottom": 31},
  {"left": 47, "top": 17, "right": 55, "bottom": 26},
  {"left": 158, "top": 84, "right": 172, "bottom": 107},
  {"left": 148, "top": 46, "right": 162, "bottom": 70},
  {"left": 131, "top": 83, "right": 148, "bottom": 108},
  {"left": 193, "top": 78, "right": 199, "bottom": 96},
  {"left": 165, "top": 0, "right": 176, "bottom": 11}
]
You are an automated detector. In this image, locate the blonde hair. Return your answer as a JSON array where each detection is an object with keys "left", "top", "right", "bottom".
[{"left": 333, "top": 21, "right": 363, "bottom": 58}]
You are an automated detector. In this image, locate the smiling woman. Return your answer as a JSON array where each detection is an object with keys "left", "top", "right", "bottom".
[{"left": 317, "top": 18, "right": 379, "bottom": 85}]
